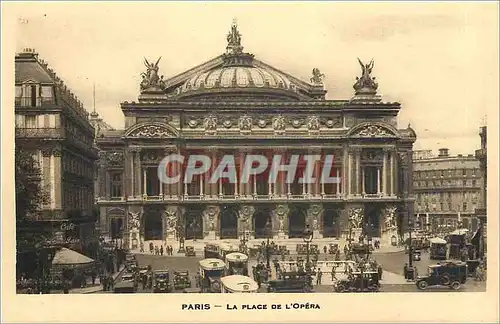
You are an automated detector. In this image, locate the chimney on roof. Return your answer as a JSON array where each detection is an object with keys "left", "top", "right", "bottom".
[{"left": 438, "top": 148, "right": 449, "bottom": 157}]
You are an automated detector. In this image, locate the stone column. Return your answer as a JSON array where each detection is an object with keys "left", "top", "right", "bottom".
[
  {"left": 271, "top": 204, "right": 289, "bottom": 240},
  {"left": 202, "top": 205, "right": 220, "bottom": 240},
  {"left": 143, "top": 168, "right": 147, "bottom": 196},
  {"left": 342, "top": 146, "right": 349, "bottom": 198},
  {"left": 52, "top": 148, "right": 62, "bottom": 209},
  {"left": 238, "top": 205, "right": 256, "bottom": 240},
  {"left": 238, "top": 151, "right": 245, "bottom": 197},
  {"left": 307, "top": 204, "right": 324, "bottom": 239},
  {"left": 125, "top": 149, "right": 133, "bottom": 199},
  {"left": 134, "top": 150, "right": 142, "bottom": 198},
  {"left": 377, "top": 168, "right": 381, "bottom": 194},
  {"left": 355, "top": 148, "right": 361, "bottom": 196},
  {"left": 382, "top": 148, "right": 389, "bottom": 196},
  {"left": 390, "top": 150, "right": 397, "bottom": 197}
]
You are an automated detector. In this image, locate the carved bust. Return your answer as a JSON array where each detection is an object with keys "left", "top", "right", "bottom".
[{"left": 272, "top": 115, "right": 286, "bottom": 131}]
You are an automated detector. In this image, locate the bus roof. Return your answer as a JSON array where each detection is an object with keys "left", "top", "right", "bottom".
[
  {"left": 226, "top": 252, "right": 248, "bottom": 262},
  {"left": 220, "top": 275, "right": 259, "bottom": 292},
  {"left": 199, "top": 258, "right": 225, "bottom": 270}
]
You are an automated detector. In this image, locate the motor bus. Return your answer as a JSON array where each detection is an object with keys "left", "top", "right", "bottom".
[
  {"left": 198, "top": 258, "right": 226, "bottom": 293},
  {"left": 220, "top": 275, "right": 259, "bottom": 293},
  {"left": 429, "top": 237, "right": 448, "bottom": 260},
  {"left": 225, "top": 252, "right": 249, "bottom": 276}
]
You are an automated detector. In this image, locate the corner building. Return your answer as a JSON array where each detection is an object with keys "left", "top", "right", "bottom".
[{"left": 96, "top": 24, "right": 416, "bottom": 249}]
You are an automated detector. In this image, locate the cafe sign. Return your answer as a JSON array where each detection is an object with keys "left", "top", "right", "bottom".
[{"left": 60, "top": 222, "right": 76, "bottom": 231}]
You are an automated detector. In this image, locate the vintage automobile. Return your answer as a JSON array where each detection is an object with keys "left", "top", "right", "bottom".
[
  {"left": 334, "top": 271, "right": 380, "bottom": 293},
  {"left": 267, "top": 271, "right": 312, "bottom": 293},
  {"left": 220, "top": 275, "right": 259, "bottom": 293},
  {"left": 429, "top": 238, "right": 448, "bottom": 260},
  {"left": 413, "top": 248, "right": 422, "bottom": 261},
  {"left": 173, "top": 270, "right": 192, "bottom": 290},
  {"left": 185, "top": 246, "right": 196, "bottom": 257},
  {"left": 225, "top": 252, "right": 249, "bottom": 276},
  {"left": 204, "top": 244, "right": 219, "bottom": 259},
  {"left": 198, "top": 258, "right": 226, "bottom": 293},
  {"left": 153, "top": 270, "right": 170, "bottom": 293},
  {"left": 415, "top": 261, "right": 468, "bottom": 290},
  {"left": 218, "top": 242, "right": 239, "bottom": 260},
  {"left": 138, "top": 266, "right": 150, "bottom": 281},
  {"left": 114, "top": 272, "right": 137, "bottom": 293}
]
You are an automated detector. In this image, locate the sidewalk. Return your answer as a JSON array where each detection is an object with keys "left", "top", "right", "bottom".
[
  {"left": 132, "top": 239, "right": 404, "bottom": 256},
  {"left": 69, "top": 265, "right": 126, "bottom": 294}
]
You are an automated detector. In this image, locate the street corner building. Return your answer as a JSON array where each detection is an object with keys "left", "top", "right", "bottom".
[
  {"left": 94, "top": 22, "right": 417, "bottom": 250},
  {"left": 14, "top": 49, "right": 99, "bottom": 255}
]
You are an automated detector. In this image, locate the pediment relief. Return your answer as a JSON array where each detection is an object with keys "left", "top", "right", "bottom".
[
  {"left": 348, "top": 122, "right": 399, "bottom": 138},
  {"left": 125, "top": 122, "right": 178, "bottom": 139}
]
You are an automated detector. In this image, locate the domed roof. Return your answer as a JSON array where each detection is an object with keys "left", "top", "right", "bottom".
[
  {"left": 182, "top": 65, "right": 293, "bottom": 91},
  {"left": 176, "top": 53, "right": 300, "bottom": 100}
]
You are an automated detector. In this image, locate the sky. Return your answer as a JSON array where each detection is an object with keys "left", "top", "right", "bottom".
[{"left": 10, "top": 2, "right": 499, "bottom": 155}]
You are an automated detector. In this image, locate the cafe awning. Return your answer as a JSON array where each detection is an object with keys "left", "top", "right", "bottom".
[{"left": 51, "top": 247, "right": 94, "bottom": 266}]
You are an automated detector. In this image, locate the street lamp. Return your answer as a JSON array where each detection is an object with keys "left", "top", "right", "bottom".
[
  {"left": 177, "top": 217, "right": 185, "bottom": 254},
  {"left": 264, "top": 218, "right": 272, "bottom": 269},
  {"left": 303, "top": 224, "right": 313, "bottom": 274}
]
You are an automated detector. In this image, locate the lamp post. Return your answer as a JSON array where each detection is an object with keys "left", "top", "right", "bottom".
[
  {"left": 264, "top": 219, "right": 272, "bottom": 269},
  {"left": 177, "top": 216, "right": 185, "bottom": 254},
  {"left": 303, "top": 224, "right": 313, "bottom": 274}
]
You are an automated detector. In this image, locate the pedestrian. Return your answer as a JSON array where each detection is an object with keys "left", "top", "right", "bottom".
[
  {"left": 323, "top": 246, "right": 327, "bottom": 254},
  {"left": 155, "top": 246, "right": 159, "bottom": 255},
  {"left": 160, "top": 245, "right": 164, "bottom": 256},
  {"left": 316, "top": 270, "right": 322, "bottom": 285},
  {"left": 108, "top": 275, "right": 114, "bottom": 291},
  {"left": 91, "top": 269, "right": 97, "bottom": 285},
  {"left": 103, "top": 276, "right": 108, "bottom": 291},
  {"left": 403, "top": 263, "right": 409, "bottom": 280},
  {"left": 335, "top": 249, "right": 341, "bottom": 261},
  {"left": 149, "top": 242, "right": 154, "bottom": 254},
  {"left": 378, "top": 264, "right": 383, "bottom": 280},
  {"left": 140, "top": 242, "right": 144, "bottom": 253},
  {"left": 256, "top": 271, "right": 262, "bottom": 289}
]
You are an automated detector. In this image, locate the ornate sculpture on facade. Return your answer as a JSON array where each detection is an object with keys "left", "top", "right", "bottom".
[
  {"left": 348, "top": 208, "right": 364, "bottom": 229},
  {"left": 353, "top": 58, "right": 378, "bottom": 94},
  {"left": 272, "top": 115, "right": 286, "bottom": 132},
  {"left": 383, "top": 206, "right": 398, "bottom": 229},
  {"left": 203, "top": 205, "right": 220, "bottom": 232},
  {"left": 354, "top": 125, "right": 393, "bottom": 138},
  {"left": 128, "top": 212, "right": 141, "bottom": 230},
  {"left": 106, "top": 152, "right": 124, "bottom": 166},
  {"left": 164, "top": 207, "right": 178, "bottom": 234},
  {"left": 310, "top": 68, "right": 325, "bottom": 86},
  {"left": 272, "top": 205, "right": 289, "bottom": 231},
  {"left": 204, "top": 115, "right": 218, "bottom": 133},
  {"left": 239, "top": 115, "right": 252, "bottom": 132},
  {"left": 140, "top": 57, "right": 166, "bottom": 91},
  {"left": 239, "top": 205, "right": 255, "bottom": 222},
  {"left": 226, "top": 20, "right": 243, "bottom": 55},
  {"left": 307, "top": 116, "right": 320, "bottom": 131},
  {"left": 129, "top": 124, "right": 175, "bottom": 138},
  {"left": 307, "top": 204, "right": 323, "bottom": 231}
]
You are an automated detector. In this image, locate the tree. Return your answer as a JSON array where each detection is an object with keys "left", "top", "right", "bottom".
[{"left": 15, "top": 147, "right": 49, "bottom": 250}]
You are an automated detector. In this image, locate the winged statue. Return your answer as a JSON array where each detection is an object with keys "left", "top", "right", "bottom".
[{"left": 140, "top": 57, "right": 165, "bottom": 91}]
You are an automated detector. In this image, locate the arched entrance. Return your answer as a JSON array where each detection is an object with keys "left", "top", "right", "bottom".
[
  {"left": 220, "top": 206, "right": 238, "bottom": 239},
  {"left": 323, "top": 209, "right": 340, "bottom": 238},
  {"left": 110, "top": 218, "right": 124, "bottom": 239},
  {"left": 364, "top": 205, "right": 381, "bottom": 237},
  {"left": 254, "top": 207, "right": 272, "bottom": 238},
  {"left": 185, "top": 210, "right": 203, "bottom": 240},
  {"left": 288, "top": 206, "right": 307, "bottom": 238},
  {"left": 144, "top": 208, "right": 163, "bottom": 240}
]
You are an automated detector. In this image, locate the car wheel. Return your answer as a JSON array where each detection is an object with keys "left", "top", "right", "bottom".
[
  {"left": 417, "top": 280, "right": 428, "bottom": 290},
  {"left": 450, "top": 281, "right": 461, "bottom": 290},
  {"left": 440, "top": 274, "right": 451, "bottom": 286},
  {"left": 335, "top": 283, "right": 346, "bottom": 293}
]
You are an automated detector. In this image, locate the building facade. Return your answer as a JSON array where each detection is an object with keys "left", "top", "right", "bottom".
[
  {"left": 413, "top": 148, "right": 482, "bottom": 232},
  {"left": 96, "top": 23, "right": 416, "bottom": 249},
  {"left": 474, "top": 126, "right": 487, "bottom": 256},
  {"left": 15, "top": 48, "right": 99, "bottom": 253}
]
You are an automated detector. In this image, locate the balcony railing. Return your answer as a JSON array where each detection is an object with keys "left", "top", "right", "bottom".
[
  {"left": 15, "top": 127, "right": 64, "bottom": 139},
  {"left": 97, "top": 192, "right": 400, "bottom": 203}
]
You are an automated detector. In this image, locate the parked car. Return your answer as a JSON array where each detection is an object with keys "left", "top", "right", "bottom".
[
  {"left": 415, "top": 261, "right": 468, "bottom": 291},
  {"left": 267, "top": 271, "right": 312, "bottom": 293},
  {"left": 173, "top": 270, "right": 192, "bottom": 290},
  {"left": 153, "top": 270, "right": 170, "bottom": 293},
  {"left": 334, "top": 271, "right": 380, "bottom": 293},
  {"left": 114, "top": 272, "right": 137, "bottom": 293},
  {"left": 185, "top": 246, "right": 196, "bottom": 257}
]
